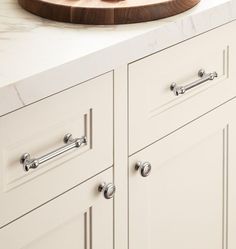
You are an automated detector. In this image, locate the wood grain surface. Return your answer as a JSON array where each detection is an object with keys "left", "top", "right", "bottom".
[{"left": 18, "top": 0, "right": 201, "bottom": 25}]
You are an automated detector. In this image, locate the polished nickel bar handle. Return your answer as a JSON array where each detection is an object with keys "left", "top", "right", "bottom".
[
  {"left": 20, "top": 133, "right": 87, "bottom": 172},
  {"left": 170, "top": 69, "right": 218, "bottom": 96}
]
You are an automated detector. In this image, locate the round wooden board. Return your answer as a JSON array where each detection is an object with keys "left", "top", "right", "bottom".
[{"left": 18, "top": 0, "right": 201, "bottom": 25}]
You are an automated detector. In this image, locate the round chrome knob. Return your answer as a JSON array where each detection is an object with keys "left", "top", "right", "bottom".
[
  {"left": 135, "top": 161, "right": 152, "bottom": 177},
  {"left": 98, "top": 182, "right": 116, "bottom": 199}
]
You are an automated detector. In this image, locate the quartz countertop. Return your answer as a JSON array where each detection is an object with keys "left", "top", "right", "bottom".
[{"left": 0, "top": 0, "right": 236, "bottom": 116}]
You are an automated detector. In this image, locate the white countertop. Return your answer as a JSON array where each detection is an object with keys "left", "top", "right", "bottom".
[{"left": 0, "top": 0, "right": 236, "bottom": 115}]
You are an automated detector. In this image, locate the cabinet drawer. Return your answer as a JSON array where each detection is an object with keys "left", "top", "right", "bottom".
[
  {"left": 0, "top": 72, "right": 113, "bottom": 227},
  {"left": 0, "top": 167, "right": 114, "bottom": 249},
  {"left": 129, "top": 22, "right": 236, "bottom": 154}
]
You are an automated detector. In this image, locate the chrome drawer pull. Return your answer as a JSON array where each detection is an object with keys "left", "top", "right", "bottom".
[
  {"left": 20, "top": 133, "right": 87, "bottom": 172},
  {"left": 170, "top": 69, "right": 218, "bottom": 96}
]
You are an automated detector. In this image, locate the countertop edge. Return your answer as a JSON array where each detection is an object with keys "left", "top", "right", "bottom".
[{"left": 0, "top": 0, "right": 235, "bottom": 116}]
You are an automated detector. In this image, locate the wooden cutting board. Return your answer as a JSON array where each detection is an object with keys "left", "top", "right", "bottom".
[{"left": 18, "top": 0, "right": 201, "bottom": 25}]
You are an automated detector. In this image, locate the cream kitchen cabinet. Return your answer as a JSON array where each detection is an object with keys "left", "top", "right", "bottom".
[
  {"left": 0, "top": 72, "right": 113, "bottom": 227},
  {"left": 129, "top": 98, "right": 236, "bottom": 249},
  {"left": 128, "top": 22, "right": 236, "bottom": 249},
  {"left": 1, "top": 15, "right": 236, "bottom": 249},
  {"left": 0, "top": 168, "right": 115, "bottom": 249}
]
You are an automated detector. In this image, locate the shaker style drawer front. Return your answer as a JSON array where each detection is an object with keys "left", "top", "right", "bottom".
[
  {"left": 129, "top": 98, "right": 236, "bottom": 249},
  {"left": 0, "top": 72, "right": 113, "bottom": 227},
  {"left": 129, "top": 22, "right": 236, "bottom": 154},
  {"left": 0, "top": 168, "right": 115, "bottom": 249}
]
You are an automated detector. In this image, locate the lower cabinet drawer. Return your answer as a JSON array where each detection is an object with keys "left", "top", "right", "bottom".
[
  {"left": 0, "top": 167, "right": 115, "bottom": 249},
  {"left": 129, "top": 98, "right": 236, "bottom": 249},
  {"left": 129, "top": 21, "right": 236, "bottom": 155},
  {"left": 0, "top": 72, "right": 113, "bottom": 227}
]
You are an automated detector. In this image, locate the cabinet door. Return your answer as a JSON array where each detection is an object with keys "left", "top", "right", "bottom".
[
  {"left": 129, "top": 99, "right": 236, "bottom": 249},
  {"left": 0, "top": 168, "right": 114, "bottom": 249}
]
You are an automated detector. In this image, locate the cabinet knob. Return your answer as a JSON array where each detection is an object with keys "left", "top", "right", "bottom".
[
  {"left": 98, "top": 182, "right": 116, "bottom": 199},
  {"left": 135, "top": 161, "right": 152, "bottom": 177}
]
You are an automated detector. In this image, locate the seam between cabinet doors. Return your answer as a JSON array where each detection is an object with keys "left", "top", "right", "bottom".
[
  {"left": 0, "top": 165, "right": 113, "bottom": 230},
  {"left": 222, "top": 125, "right": 229, "bottom": 249},
  {"left": 129, "top": 96, "right": 236, "bottom": 158}
]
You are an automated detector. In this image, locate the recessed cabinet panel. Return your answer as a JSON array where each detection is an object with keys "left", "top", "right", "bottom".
[
  {"left": 0, "top": 72, "right": 113, "bottom": 227},
  {"left": 129, "top": 22, "right": 236, "bottom": 154},
  {"left": 0, "top": 168, "right": 114, "bottom": 249},
  {"left": 129, "top": 99, "right": 236, "bottom": 249}
]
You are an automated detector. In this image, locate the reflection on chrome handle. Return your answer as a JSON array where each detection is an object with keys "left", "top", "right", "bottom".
[
  {"left": 20, "top": 133, "right": 87, "bottom": 172},
  {"left": 135, "top": 161, "right": 152, "bottom": 177},
  {"left": 170, "top": 69, "right": 218, "bottom": 96},
  {"left": 98, "top": 182, "right": 116, "bottom": 199}
]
